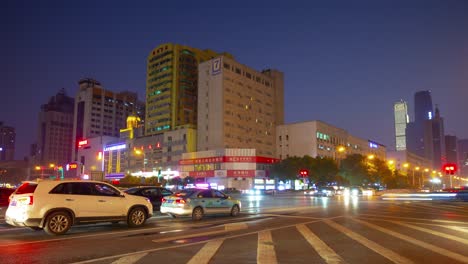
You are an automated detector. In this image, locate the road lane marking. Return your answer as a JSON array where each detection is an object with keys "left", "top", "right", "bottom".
[
  {"left": 403, "top": 203, "right": 461, "bottom": 214},
  {"left": 356, "top": 216, "right": 468, "bottom": 229},
  {"left": 111, "top": 253, "right": 147, "bottom": 264},
  {"left": 225, "top": 222, "right": 249, "bottom": 231},
  {"left": 390, "top": 221, "right": 468, "bottom": 245},
  {"left": 259, "top": 214, "right": 321, "bottom": 220},
  {"left": 350, "top": 218, "right": 468, "bottom": 264},
  {"left": 444, "top": 226, "right": 468, "bottom": 234},
  {"left": 0, "top": 215, "right": 262, "bottom": 247},
  {"left": 296, "top": 224, "right": 347, "bottom": 264},
  {"left": 0, "top": 226, "right": 170, "bottom": 247},
  {"left": 152, "top": 222, "right": 248, "bottom": 243},
  {"left": 187, "top": 239, "right": 224, "bottom": 264},
  {"left": 323, "top": 220, "right": 413, "bottom": 264},
  {"left": 257, "top": 230, "right": 277, "bottom": 264},
  {"left": 357, "top": 213, "right": 468, "bottom": 224},
  {"left": 356, "top": 208, "right": 466, "bottom": 218},
  {"left": 73, "top": 219, "right": 323, "bottom": 264}
]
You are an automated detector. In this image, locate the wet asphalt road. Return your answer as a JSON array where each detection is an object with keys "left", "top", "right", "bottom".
[{"left": 1, "top": 193, "right": 468, "bottom": 264}]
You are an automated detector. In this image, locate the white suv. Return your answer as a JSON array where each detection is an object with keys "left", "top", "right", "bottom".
[{"left": 6, "top": 180, "right": 153, "bottom": 235}]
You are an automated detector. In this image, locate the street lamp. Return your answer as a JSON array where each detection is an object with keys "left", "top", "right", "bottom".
[{"left": 367, "top": 154, "right": 375, "bottom": 160}]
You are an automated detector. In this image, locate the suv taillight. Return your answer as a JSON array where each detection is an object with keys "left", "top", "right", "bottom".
[{"left": 17, "top": 196, "right": 33, "bottom": 205}]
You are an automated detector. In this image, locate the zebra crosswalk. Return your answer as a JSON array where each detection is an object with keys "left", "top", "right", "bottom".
[{"left": 79, "top": 207, "right": 468, "bottom": 264}]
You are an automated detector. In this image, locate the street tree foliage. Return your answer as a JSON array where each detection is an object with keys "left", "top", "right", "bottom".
[
  {"left": 308, "top": 157, "right": 339, "bottom": 186},
  {"left": 270, "top": 155, "right": 339, "bottom": 186},
  {"left": 271, "top": 154, "right": 409, "bottom": 189},
  {"left": 338, "top": 154, "right": 369, "bottom": 185}
]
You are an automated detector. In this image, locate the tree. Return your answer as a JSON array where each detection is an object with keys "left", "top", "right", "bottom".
[
  {"left": 308, "top": 157, "right": 339, "bottom": 186},
  {"left": 339, "top": 154, "right": 369, "bottom": 185},
  {"left": 120, "top": 175, "right": 141, "bottom": 185}
]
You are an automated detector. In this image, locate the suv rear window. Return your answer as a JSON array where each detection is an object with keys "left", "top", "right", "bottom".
[{"left": 15, "top": 182, "right": 38, "bottom": 194}]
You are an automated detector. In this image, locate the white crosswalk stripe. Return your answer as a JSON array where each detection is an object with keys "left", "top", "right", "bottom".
[
  {"left": 323, "top": 220, "right": 413, "bottom": 264},
  {"left": 111, "top": 253, "right": 147, "bottom": 264},
  {"left": 389, "top": 221, "right": 468, "bottom": 245},
  {"left": 296, "top": 224, "right": 346, "bottom": 264},
  {"left": 350, "top": 218, "right": 468, "bottom": 264},
  {"left": 187, "top": 239, "right": 224, "bottom": 264},
  {"left": 257, "top": 230, "right": 277, "bottom": 264},
  {"left": 73, "top": 216, "right": 468, "bottom": 264}
]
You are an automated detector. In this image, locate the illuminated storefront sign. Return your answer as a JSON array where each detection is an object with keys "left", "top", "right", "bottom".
[
  {"left": 78, "top": 139, "right": 88, "bottom": 147},
  {"left": 67, "top": 163, "right": 78, "bottom": 170},
  {"left": 179, "top": 156, "right": 279, "bottom": 165},
  {"left": 104, "top": 144, "right": 126, "bottom": 152}
]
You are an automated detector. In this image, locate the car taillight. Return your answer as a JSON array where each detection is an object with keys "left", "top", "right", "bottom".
[
  {"left": 175, "top": 199, "right": 186, "bottom": 204},
  {"left": 17, "top": 196, "right": 33, "bottom": 205}
]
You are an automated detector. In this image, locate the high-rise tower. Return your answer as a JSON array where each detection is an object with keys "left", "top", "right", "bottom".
[
  {"left": 145, "top": 43, "right": 232, "bottom": 136},
  {"left": 431, "top": 106, "right": 445, "bottom": 169},
  {"left": 414, "top": 90, "right": 433, "bottom": 122},
  {"left": 0, "top": 122, "right": 15, "bottom": 161},
  {"left": 72, "top": 78, "right": 144, "bottom": 161},
  {"left": 394, "top": 100, "right": 409, "bottom": 151},
  {"left": 197, "top": 55, "right": 284, "bottom": 157},
  {"left": 37, "top": 89, "right": 74, "bottom": 165}
]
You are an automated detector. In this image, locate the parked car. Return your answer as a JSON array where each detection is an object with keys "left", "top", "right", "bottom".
[
  {"left": 160, "top": 188, "right": 241, "bottom": 220},
  {"left": 124, "top": 186, "right": 173, "bottom": 211},
  {"left": 0, "top": 187, "right": 15, "bottom": 206},
  {"left": 6, "top": 180, "right": 153, "bottom": 235}
]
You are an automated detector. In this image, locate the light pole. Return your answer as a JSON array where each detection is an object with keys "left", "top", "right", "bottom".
[
  {"left": 415, "top": 167, "right": 420, "bottom": 188},
  {"left": 402, "top": 163, "right": 410, "bottom": 185},
  {"left": 134, "top": 150, "right": 146, "bottom": 172},
  {"left": 35, "top": 166, "right": 44, "bottom": 179}
]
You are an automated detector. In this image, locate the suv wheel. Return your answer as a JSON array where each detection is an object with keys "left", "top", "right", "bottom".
[
  {"left": 127, "top": 207, "right": 147, "bottom": 228},
  {"left": 192, "top": 207, "right": 204, "bottom": 221},
  {"left": 44, "top": 211, "right": 72, "bottom": 235}
]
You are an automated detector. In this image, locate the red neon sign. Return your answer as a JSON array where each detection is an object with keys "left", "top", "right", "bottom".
[{"left": 78, "top": 139, "right": 88, "bottom": 147}]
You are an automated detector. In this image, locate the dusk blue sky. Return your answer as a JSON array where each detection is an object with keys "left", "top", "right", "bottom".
[{"left": 2, "top": 0, "right": 468, "bottom": 159}]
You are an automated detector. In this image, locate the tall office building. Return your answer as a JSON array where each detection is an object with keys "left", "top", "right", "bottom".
[
  {"left": 394, "top": 100, "right": 409, "bottom": 151},
  {"left": 445, "top": 135, "right": 458, "bottom": 165},
  {"left": 0, "top": 122, "right": 15, "bottom": 161},
  {"left": 72, "top": 78, "right": 144, "bottom": 161},
  {"left": 37, "top": 89, "right": 75, "bottom": 165},
  {"left": 458, "top": 139, "right": 468, "bottom": 176},
  {"left": 431, "top": 106, "right": 445, "bottom": 169},
  {"left": 406, "top": 90, "right": 446, "bottom": 169},
  {"left": 197, "top": 55, "right": 284, "bottom": 157},
  {"left": 145, "top": 43, "right": 232, "bottom": 136},
  {"left": 414, "top": 90, "right": 434, "bottom": 122}
]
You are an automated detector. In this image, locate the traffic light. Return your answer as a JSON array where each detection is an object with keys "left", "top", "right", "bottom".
[
  {"left": 443, "top": 163, "right": 457, "bottom": 175},
  {"left": 299, "top": 169, "right": 309, "bottom": 177}
]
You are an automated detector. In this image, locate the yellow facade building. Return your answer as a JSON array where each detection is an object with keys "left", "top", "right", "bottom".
[{"left": 145, "top": 43, "right": 232, "bottom": 136}]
